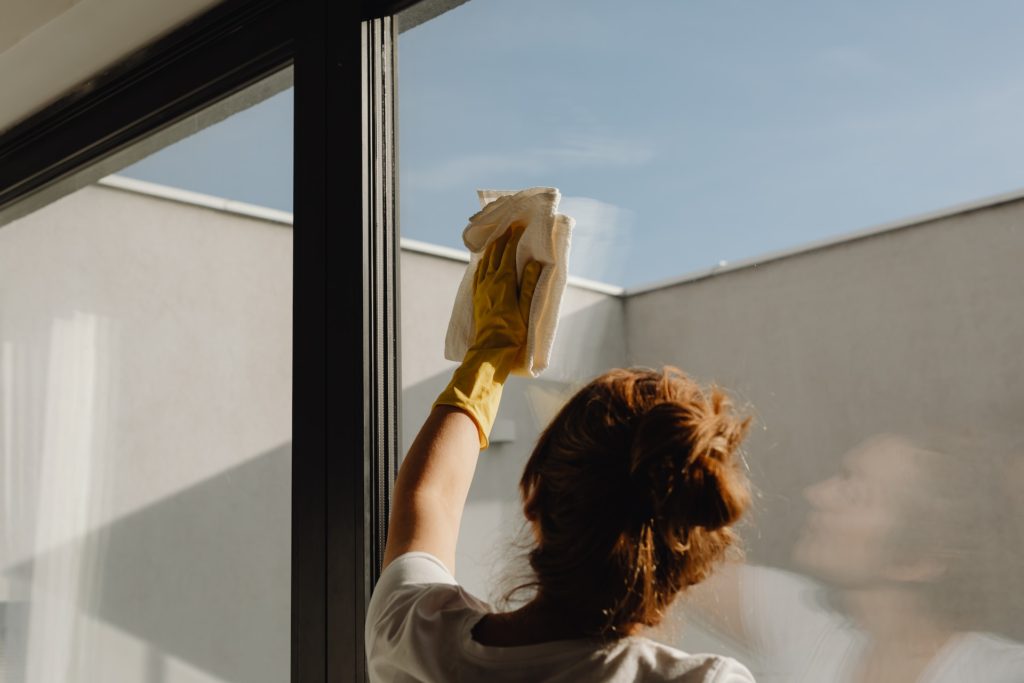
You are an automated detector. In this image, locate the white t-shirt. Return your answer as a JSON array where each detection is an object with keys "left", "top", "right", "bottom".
[
  {"left": 365, "top": 551, "right": 756, "bottom": 683},
  {"left": 739, "top": 566, "right": 1024, "bottom": 683}
]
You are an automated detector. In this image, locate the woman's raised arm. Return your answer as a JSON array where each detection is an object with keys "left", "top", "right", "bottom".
[{"left": 381, "top": 226, "right": 540, "bottom": 574}]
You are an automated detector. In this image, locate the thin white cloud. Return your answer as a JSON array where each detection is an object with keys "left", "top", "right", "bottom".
[
  {"left": 405, "top": 133, "right": 655, "bottom": 191},
  {"left": 538, "top": 133, "right": 656, "bottom": 167}
]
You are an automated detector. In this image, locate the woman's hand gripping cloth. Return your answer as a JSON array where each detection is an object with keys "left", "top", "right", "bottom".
[
  {"left": 444, "top": 187, "right": 574, "bottom": 378},
  {"left": 434, "top": 227, "right": 542, "bottom": 449}
]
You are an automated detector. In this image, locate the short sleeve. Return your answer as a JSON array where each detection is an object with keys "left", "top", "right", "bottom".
[
  {"left": 739, "top": 565, "right": 856, "bottom": 679},
  {"left": 739, "top": 565, "right": 819, "bottom": 657},
  {"left": 374, "top": 552, "right": 458, "bottom": 594},
  {"left": 366, "top": 551, "right": 459, "bottom": 635},
  {"left": 710, "top": 656, "right": 757, "bottom": 683},
  {"left": 365, "top": 552, "right": 487, "bottom": 682}
]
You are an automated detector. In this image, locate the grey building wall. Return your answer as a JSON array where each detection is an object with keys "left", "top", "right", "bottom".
[
  {"left": 0, "top": 184, "right": 293, "bottom": 682},
  {"left": 623, "top": 198, "right": 1024, "bottom": 668},
  {"left": 625, "top": 198, "right": 1024, "bottom": 567}
]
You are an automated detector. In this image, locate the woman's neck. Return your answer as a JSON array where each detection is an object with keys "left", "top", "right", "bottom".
[
  {"left": 472, "top": 598, "right": 638, "bottom": 647},
  {"left": 842, "top": 586, "right": 952, "bottom": 646}
]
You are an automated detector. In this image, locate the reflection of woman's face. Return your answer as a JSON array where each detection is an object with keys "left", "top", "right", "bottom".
[{"left": 793, "top": 435, "right": 921, "bottom": 587}]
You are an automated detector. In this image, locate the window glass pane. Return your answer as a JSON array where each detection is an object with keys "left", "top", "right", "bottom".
[
  {"left": 0, "top": 72, "right": 293, "bottom": 682},
  {"left": 399, "top": 2, "right": 1024, "bottom": 679}
]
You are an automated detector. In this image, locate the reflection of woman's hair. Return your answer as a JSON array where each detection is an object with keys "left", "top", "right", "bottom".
[
  {"left": 512, "top": 367, "right": 751, "bottom": 640},
  {"left": 887, "top": 431, "right": 1021, "bottom": 637}
]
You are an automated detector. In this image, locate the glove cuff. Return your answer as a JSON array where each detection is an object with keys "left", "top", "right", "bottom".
[{"left": 433, "top": 347, "right": 517, "bottom": 449}]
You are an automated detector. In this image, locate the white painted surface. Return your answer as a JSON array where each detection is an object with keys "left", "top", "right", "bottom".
[{"left": 0, "top": 0, "right": 226, "bottom": 134}]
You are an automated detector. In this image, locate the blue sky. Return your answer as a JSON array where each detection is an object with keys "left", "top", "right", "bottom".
[{"left": 122, "top": 0, "right": 1024, "bottom": 287}]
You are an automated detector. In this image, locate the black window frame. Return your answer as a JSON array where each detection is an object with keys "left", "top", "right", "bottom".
[{"left": 0, "top": 0, "right": 439, "bottom": 679}]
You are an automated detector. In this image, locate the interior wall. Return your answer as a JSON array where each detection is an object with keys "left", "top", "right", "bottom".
[{"left": 0, "top": 0, "right": 227, "bottom": 135}]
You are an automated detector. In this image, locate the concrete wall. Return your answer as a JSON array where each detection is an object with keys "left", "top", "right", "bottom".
[
  {"left": 0, "top": 184, "right": 292, "bottom": 682},
  {"left": 624, "top": 198, "right": 1024, "bottom": 672},
  {"left": 626, "top": 198, "right": 1024, "bottom": 566}
]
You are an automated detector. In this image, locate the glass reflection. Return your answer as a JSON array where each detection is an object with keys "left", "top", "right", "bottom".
[{"left": 711, "top": 432, "right": 1024, "bottom": 682}]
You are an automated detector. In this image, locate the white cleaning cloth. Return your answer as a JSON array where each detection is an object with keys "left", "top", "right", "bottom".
[{"left": 444, "top": 187, "right": 574, "bottom": 377}]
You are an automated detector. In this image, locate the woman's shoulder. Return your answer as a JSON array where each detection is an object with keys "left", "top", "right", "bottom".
[
  {"left": 366, "top": 552, "right": 490, "bottom": 634},
  {"left": 932, "top": 631, "right": 1024, "bottom": 682},
  {"left": 616, "top": 637, "right": 756, "bottom": 682},
  {"left": 365, "top": 552, "right": 495, "bottom": 678}
]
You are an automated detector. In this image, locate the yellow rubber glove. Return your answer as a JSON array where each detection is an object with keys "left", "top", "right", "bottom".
[{"left": 434, "top": 224, "right": 543, "bottom": 449}]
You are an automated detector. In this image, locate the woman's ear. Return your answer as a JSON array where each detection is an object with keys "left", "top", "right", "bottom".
[
  {"left": 521, "top": 499, "right": 538, "bottom": 524},
  {"left": 519, "top": 497, "right": 541, "bottom": 541}
]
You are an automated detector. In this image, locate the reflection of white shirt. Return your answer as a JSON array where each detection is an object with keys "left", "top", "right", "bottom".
[
  {"left": 365, "top": 552, "right": 756, "bottom": 682},
  {"left": 740, "top": 567, "right": 1024, "bottom": 683}
]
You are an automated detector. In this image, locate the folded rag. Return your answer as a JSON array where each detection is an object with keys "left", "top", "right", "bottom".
[{"left": 444, "top": 187, "right": 574, "bottom": 377}]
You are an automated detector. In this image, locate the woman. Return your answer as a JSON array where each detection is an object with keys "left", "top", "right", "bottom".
[{"left": 365, "top": 226, "right": 756, "bottom": 682}]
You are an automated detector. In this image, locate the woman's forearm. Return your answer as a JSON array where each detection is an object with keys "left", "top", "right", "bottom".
[{"left": 381, "top": 405, "right": 481, "bottom": 573}]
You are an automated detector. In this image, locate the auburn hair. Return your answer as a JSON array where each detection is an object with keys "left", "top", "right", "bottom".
[{"left": 518, "top": 366, "right": 751, "bottom": 640}]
